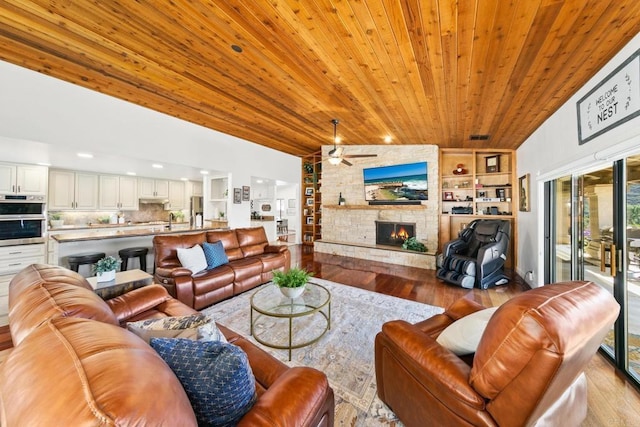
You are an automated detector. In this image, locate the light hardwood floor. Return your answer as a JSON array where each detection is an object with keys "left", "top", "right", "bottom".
[{"left": 291, "top": 245, "right": 640, "bottom": 427}]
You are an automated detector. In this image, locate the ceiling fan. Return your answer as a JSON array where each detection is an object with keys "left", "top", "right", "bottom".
[{"left": 326, "top": 119, "right": 377, "bottom": 166}]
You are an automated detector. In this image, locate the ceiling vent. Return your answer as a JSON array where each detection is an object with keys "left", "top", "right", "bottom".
[{"left": 469, "top": 134, "right": 490, "bottom": 141}]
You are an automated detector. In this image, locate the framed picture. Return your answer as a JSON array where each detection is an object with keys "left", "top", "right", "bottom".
[
  {"left": 305, "top": 187, "right": 314, "bottom": 196},
  {"left": 306, "top": 217, "right": 314, "bottom": 224},
  {"left": 478, "top": 190, "right": 487, "bottom": 198},
  {"left": 306, "top": 198, "right": 314, "bottom": 206},
  {"left": 496, "top": 188, "right": 506, "bottom": 200},
  {"left": 242, "top": 186, "right": 250, "bottom": 201},
  {"left": 443, "top": 191, "right": 454, "bottom": 201},
  {"left": 519, "top": 174, "right": 530, "bottom": 212},
  {"left": 485, "top": 155, "right": 500, "bottom": 173},
  {"left": 233, "top": 188, "right": 241, "bottom": 204}
]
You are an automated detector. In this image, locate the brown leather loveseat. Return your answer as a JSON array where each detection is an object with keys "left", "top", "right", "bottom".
[
  {"left": 0, "top": 264, "right": 334, "bottom": 426},
  {"left": 375, "top": 281, "right": 619, "bottom": 427},
  {"left": 154, "top": 226, "right": 290, "bottom": 309}
]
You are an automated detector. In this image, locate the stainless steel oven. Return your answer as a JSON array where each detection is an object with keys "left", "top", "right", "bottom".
[{"left": 0, "top": 194, "right": 46, "bottom": 245}]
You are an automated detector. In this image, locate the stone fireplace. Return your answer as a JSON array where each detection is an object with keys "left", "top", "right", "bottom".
[
  {"left": 313, "top": 144, "right": 439, "bottom": 269},
  {"left": 375, "top": 221, "right": 416, "bottom": 246}
]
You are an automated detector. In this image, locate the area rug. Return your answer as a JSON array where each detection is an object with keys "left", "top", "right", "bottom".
[{"left": 201, "top": 279, "right": 444, "bottom": 426}]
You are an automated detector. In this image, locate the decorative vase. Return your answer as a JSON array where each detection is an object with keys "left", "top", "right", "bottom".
[
  {"left": 96, "top": 269, "right": 116, "bottom": 283},
  {"left": 279, "top": 284, "right": 306, "bottom": 299},
  {"left": 50, "top": 219, "right": 64, "bottom": 228}
]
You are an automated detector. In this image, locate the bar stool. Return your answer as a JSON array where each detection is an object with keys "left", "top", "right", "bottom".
[
  {"left": 67, "top": 252, "right": 106, "bottom": 277},
  {"left": 118, "top": 247, "right": 149, "bottom": 272}
]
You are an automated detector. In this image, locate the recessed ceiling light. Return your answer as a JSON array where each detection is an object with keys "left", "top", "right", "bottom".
[
  {"left": 200, "top": 170, "right": 209, "bottom": 175},
  {"left": 180, "top": 177, "right": 188, "bottom": 181},
  {"left": 256, "top": 179, "right": 264, "bottom": 183},
  {"left": 126, "top": 172, "right": 137, "bottom": 176},
  {"left": 384, "top": 135, "right": 392, "bottom": 143},
  {"left": 152, "top": 163, "right": 163, "bottom": 169},
  {"left": 37, "top": 162, "right": 51, "bottom": 166},
  {"left": 77, "top": 153, "right": 93, "bottom": 158},
  {"left": 231, "top": 44, "right": 243, "bottom": 53}
]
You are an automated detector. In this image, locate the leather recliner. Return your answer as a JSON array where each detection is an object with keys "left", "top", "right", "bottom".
[
  {"left": 437, "top": 219, "right": 510, "bottom": 289},
  {"left": 375, "top": 281, "right": 620, "bottom": 427}
]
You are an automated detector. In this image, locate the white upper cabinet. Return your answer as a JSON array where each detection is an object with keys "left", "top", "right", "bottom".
[
  {"left": 138, "top": 178, "right": 169, "bottom": 198},
  {"left": 99, "top": 175, "right": 138, "bottom": 210},
  {"left": 0, "top": 163, "right": 48, "bottom": 196},
  {"left": 48, "top": 170, "right": 98, "bottom": 210},
  {"left": 167, "top": 180, "right": 186, "bottom": 210}
]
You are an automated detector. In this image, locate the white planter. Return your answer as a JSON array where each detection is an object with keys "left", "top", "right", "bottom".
[
  {"left": 50, "top": 220, "right": 64, "bottom": 228},
  {"left": 96, "top": 270, "right": 116, "bottom": 283},
  {"left": 279, "top": 284, "right": 306, "bottom": 299}
]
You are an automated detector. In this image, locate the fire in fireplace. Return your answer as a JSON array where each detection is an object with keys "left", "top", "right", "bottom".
[{"left": 375, "top": 221, "right": 416, "bottom": 247}]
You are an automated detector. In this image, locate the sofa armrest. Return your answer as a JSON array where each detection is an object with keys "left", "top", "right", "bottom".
[
  {"left": 264, "top": 245, "right": 288, "bottom": 254},
  {"left": 106, "top": 284, "right": 175, "bottom": 322},
  {"left": 376, "top": 320, "right": 485, "bottom": 411},
  {"left": 413, "top": 297, "right": 485, "bottom": 338},
  {"left": 155, "top": 266, "right": 193, "bottom": 278},
  {"left": 238, "top": 367, "right": 334, "bottom": 427}
]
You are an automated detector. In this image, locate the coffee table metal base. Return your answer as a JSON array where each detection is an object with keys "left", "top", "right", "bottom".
[{"left": 250, "top": 282, "right": 331, "bottom": 361}]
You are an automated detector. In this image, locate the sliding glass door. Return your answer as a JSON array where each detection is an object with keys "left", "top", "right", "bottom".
[{"left": 546, "top": 154, "right": 640, "bottom": 385}]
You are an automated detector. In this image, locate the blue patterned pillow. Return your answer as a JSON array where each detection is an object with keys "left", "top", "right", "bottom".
[
  {"left": 150, "top": 338, "right": 256, "bottom": 426},
  {"left": 203, "top": 241, "right": 229, "bottom": 270}
]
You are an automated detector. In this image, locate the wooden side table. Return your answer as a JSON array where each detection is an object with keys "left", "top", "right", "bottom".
[{"left": 87, "top": 269, "right": 153, "bottom": 300}]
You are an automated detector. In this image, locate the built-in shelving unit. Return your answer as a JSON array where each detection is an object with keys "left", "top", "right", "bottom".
[
  {"left": 208, "top": 175, "right": 229, "bottom": 220},
  {"left": 439, "top": 148, "right": 517, "bottom": 268},
  {"left": 301, "top": 152, "right": 322, "bottom": 245}
]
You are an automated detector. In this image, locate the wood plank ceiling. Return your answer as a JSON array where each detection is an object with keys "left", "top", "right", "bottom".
[{"left": 0, "top": 1, "right": 639, "bottom": 157}]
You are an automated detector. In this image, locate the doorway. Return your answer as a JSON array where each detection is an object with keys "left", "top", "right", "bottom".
[{"left": 546, "top": 154, "right": 640, "bottom": 386}]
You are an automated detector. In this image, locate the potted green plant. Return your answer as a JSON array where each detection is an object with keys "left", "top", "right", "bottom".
[
  {"left": 402, "top": 237, "right": 427, "bottom": 253},
  {"left": 272, "top": 266, "right": 313, "bottom": 298},
  {"left": 49, "top": 212, "right": 64, "bottom": 228},
  {"left": 93, "top": 256, "right": 121, "bottom": 283}
]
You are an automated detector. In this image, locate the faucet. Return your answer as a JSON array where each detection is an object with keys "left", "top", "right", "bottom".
[{"left": 167, "top": 212, "right": 175, "bottom": 230}]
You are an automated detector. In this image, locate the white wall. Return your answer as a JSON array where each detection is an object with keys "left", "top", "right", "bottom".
[
  {"left": 0, "top": 59, "right": 301, "bottom": 230},
  {"left": 517, "top": 31, "right": 640, "bottom": 287}
]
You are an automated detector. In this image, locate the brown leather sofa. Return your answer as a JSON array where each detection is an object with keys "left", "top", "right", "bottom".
[
  {"left": 0, "top": 264, "right": 334, "bottom": 426},
  {"left": 154, "top": 226, "right": 291, "bottom": 310},
  {"left": 375, "top": 281, "right": 619, "bottom": 427}
]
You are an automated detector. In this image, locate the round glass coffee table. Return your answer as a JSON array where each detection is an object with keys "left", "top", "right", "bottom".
[{"left": 250, "top": 281, "right": 331, "bottom": 360}]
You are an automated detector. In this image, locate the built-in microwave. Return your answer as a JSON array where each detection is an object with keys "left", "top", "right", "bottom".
[{"left": 0, "top": 194, "right": 46, "bottom": 245}]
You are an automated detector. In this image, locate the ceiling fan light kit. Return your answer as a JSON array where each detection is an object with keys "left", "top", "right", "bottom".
[{"left": 326, "top": 119, "right": 377, "bottom": 166}]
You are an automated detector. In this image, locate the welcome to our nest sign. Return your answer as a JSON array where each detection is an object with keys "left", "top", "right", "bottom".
[{"left": 577, "top": 49, "right": 640, "bottom": 145}]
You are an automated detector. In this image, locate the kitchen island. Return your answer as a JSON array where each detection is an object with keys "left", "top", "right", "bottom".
[{"left": 49, "top": 224, "right": 226, "bottom": 276}]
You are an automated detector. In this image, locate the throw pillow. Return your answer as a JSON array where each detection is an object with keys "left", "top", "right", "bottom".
[
  {"left": 436, "top": 307, "right": 499, "bottom": 355},
  {"left": 150, "top": 338, "right": 257, "bottom": 427},
  {"left": 127, "top": 314, "right": 227, "bottom": 344},
  {"left": 176, "top": 244, "right": 207, "bottom": 273},
  {"left": 203, "top": 241, "right": 229, "bottom": 270}
]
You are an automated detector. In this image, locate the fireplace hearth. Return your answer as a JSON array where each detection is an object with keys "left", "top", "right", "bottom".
[{"left": 375, "top": 221, "right": 416, "bottom": 247}]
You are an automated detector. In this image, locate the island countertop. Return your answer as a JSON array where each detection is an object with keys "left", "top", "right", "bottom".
[{"left": 51, "top": 225, "right": 225, "bottom": 243}]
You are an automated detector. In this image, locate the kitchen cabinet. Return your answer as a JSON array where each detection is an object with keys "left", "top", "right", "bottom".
[
  {"left": 167, "top": 180, "right": 186, "bottom": 210},
  {"left": 138, "top": 178, "right": 169, "bottom": 199},
  {"left": 99, "top": 175, "right": 139, "bottom": 210},
  {"left": 48, "top": 170, "right": 99, "bottom": 210},
  {"left": 0, "top": 243, "right": 46, "bottom": 326},
  {"left": 190, "top": 180, "right": 203, "bottom": 197},
  {"left": 0, "top": 162, "right": 48, "bottom": 196}
]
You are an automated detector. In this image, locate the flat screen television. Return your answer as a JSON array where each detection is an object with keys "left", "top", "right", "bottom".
[{"left": 363, "top": 161, "right": 428, "bottom": 202}]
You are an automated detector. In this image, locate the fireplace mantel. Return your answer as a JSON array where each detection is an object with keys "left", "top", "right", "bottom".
[{"left": 323, "top": 204, "right": 427, "bottom": 210}]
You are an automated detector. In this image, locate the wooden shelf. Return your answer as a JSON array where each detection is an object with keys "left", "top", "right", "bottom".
[{"left": 323, "top": 204, "right": 427, "bottom": 210}]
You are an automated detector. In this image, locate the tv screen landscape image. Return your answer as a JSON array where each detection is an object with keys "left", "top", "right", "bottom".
[{"left": 363, "top": 161, "right": 428, "bottom": 202}]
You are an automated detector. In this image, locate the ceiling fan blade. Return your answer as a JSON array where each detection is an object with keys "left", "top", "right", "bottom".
[
  {"left": 343, "top": 154, "right": 378, "bottom": 158},
  {"left": 342, "top": 158, "right": 352, "bottom": 166}
]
